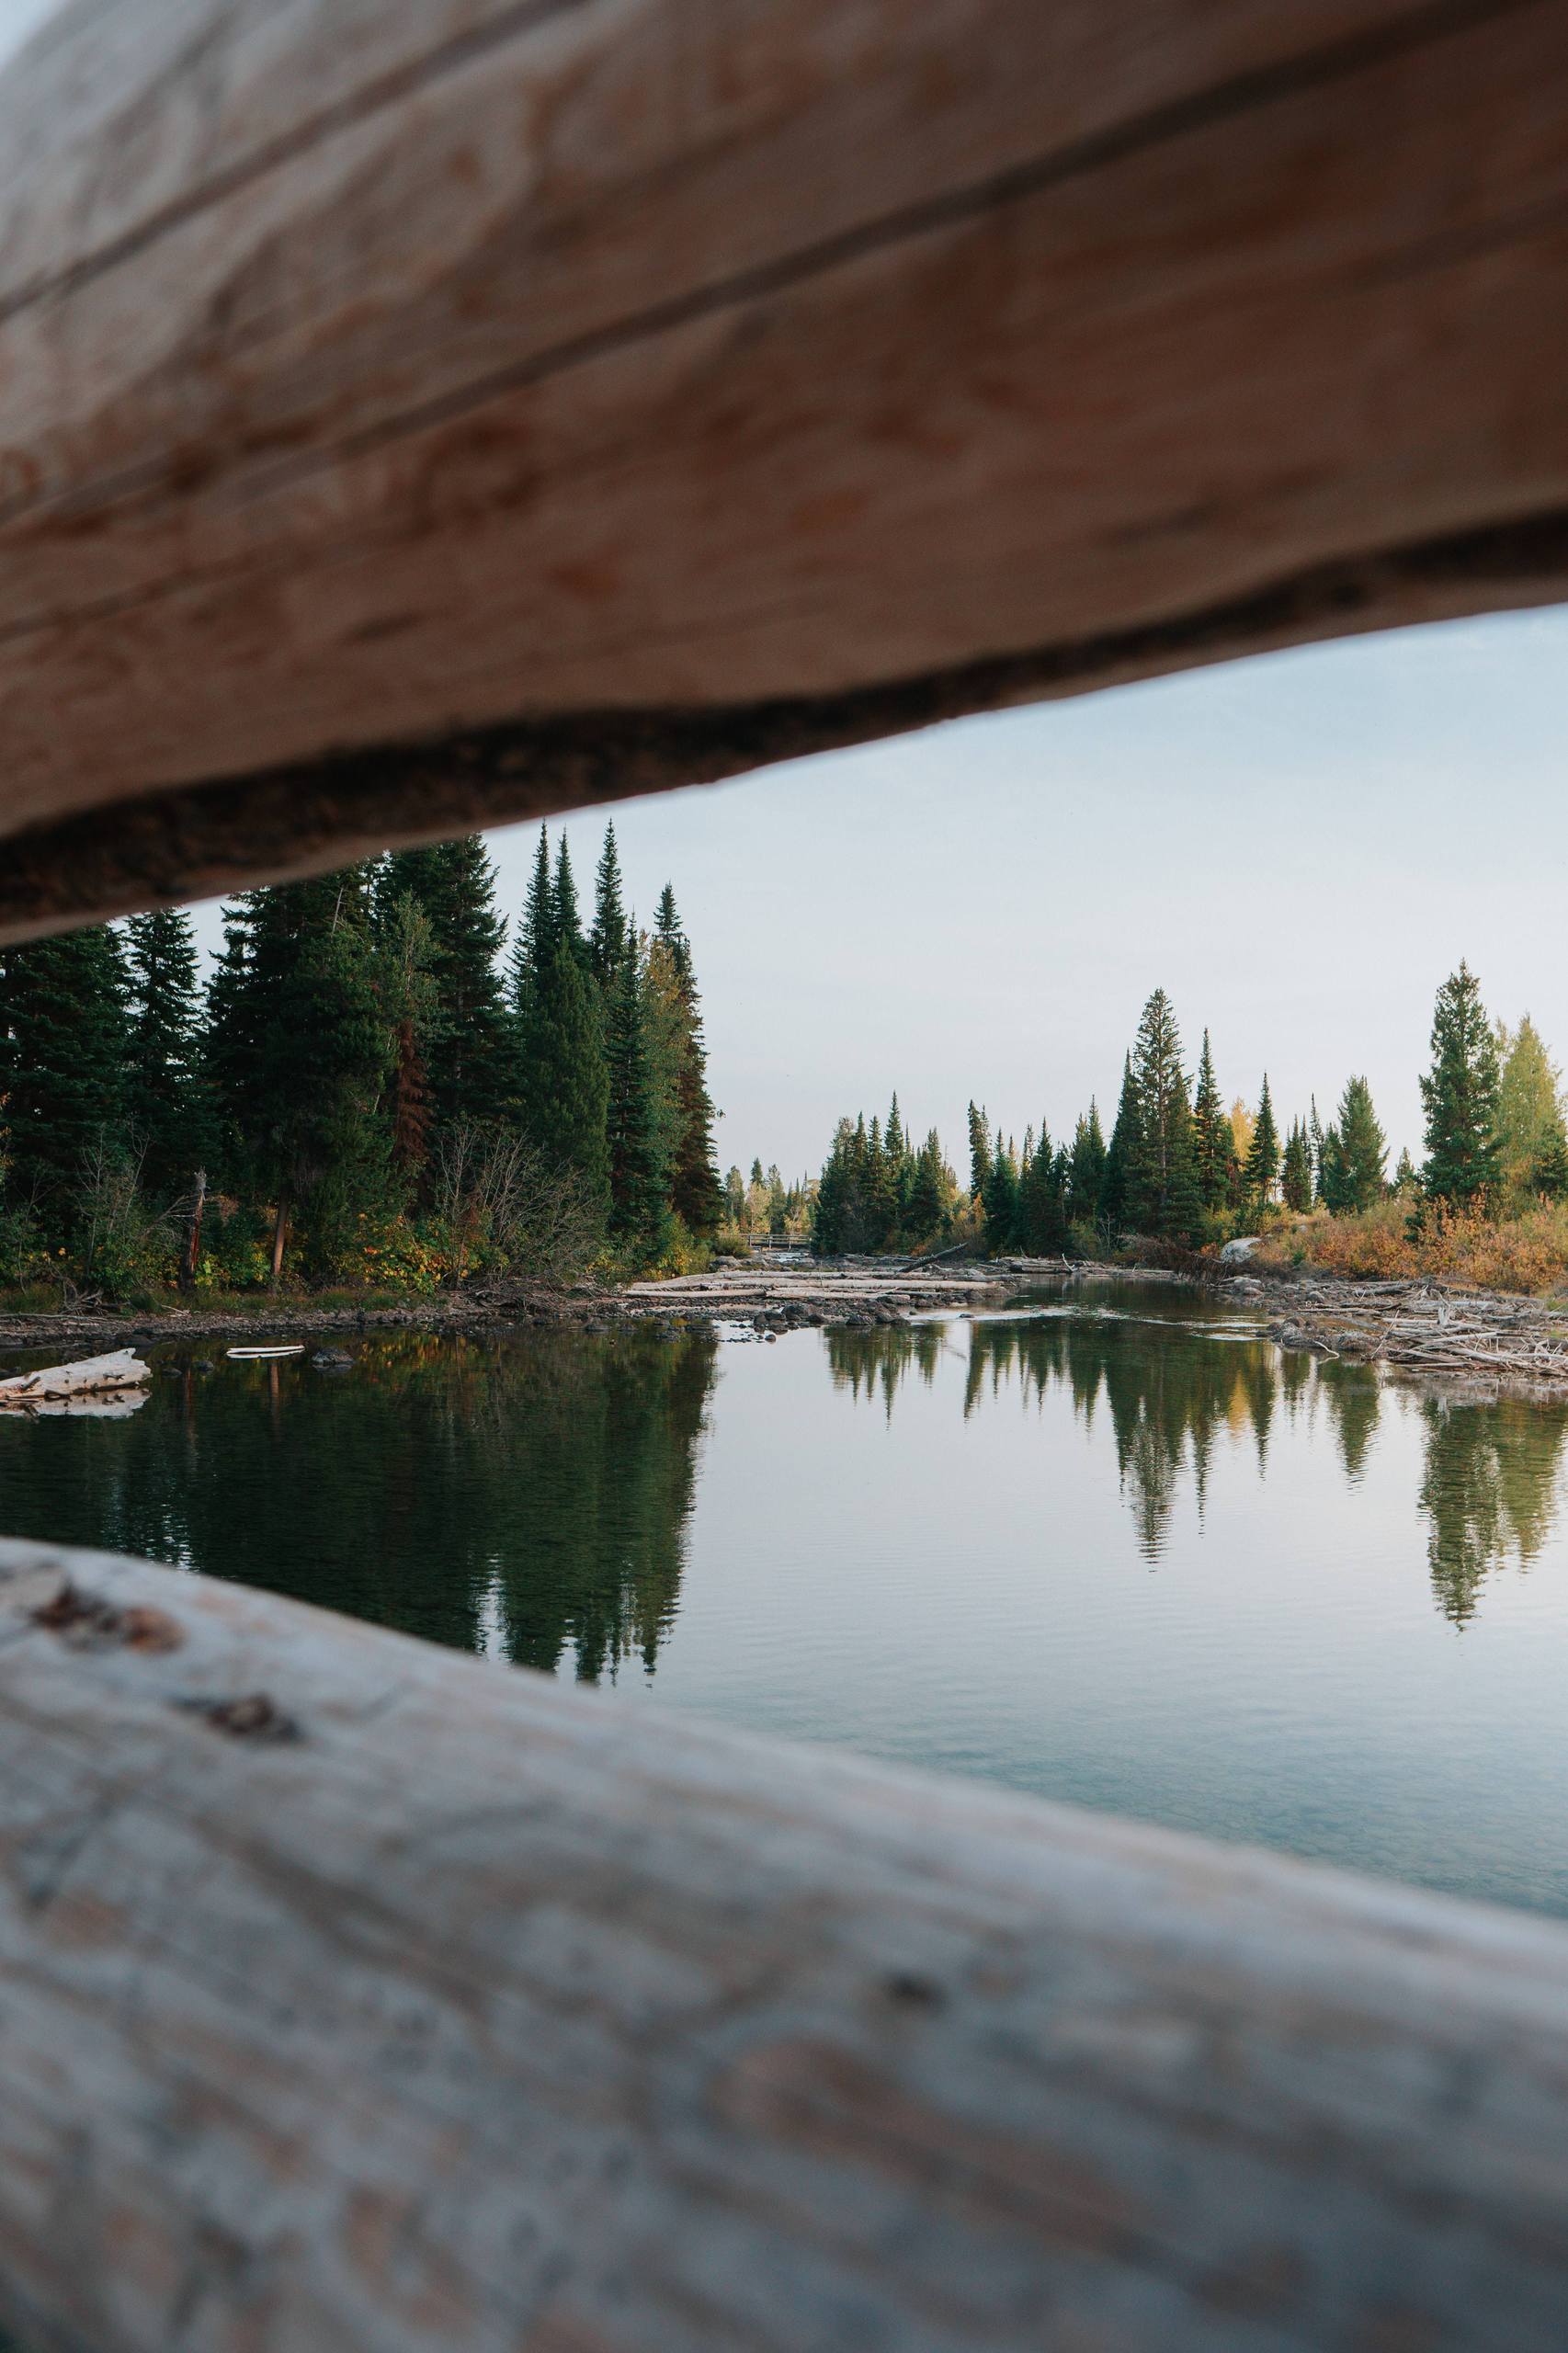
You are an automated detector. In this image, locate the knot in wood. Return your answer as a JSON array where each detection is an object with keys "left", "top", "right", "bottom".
[
  {"left": 32, "top": 1583, "right": 183, "bottom": 1653},
  {"left": 197, "top": 1692, "right": 300, "bottom": 1743}
]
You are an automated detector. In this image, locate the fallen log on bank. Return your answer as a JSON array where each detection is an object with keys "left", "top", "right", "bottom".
[
  {"left": 4, "top": 1533, "right": 1568, "bottom": 2352},
  {"left": 0, "top": 1348, "right": 152, "bottom": 1408}
]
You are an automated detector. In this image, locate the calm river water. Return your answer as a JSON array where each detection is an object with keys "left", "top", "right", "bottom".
[{"left": 4, "top": 1279, "right": 1567, "bottom": 1916}]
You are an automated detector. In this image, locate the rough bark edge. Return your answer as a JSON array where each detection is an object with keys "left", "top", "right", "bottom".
[{"left": 5, "top": 505, "right": 1563, "bottom": 943}]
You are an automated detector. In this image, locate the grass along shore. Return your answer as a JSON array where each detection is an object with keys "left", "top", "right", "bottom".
[{"left": 1248, "top": 1198, "right": 1568, "bottom": 1297}]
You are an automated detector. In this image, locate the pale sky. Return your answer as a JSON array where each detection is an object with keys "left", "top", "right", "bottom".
[{"left": 6, "top": 4, "right": 1563, "bottom": 1185}]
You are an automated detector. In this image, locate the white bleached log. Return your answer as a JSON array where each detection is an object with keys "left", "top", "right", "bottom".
[
  {"left": 2, "top": 1534, "right": 1568, "bottom": 2350},
  {"left": 0, "top": 1347, "right": 152, "bottom": 1406}
]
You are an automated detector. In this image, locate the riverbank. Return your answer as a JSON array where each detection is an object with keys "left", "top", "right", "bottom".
[
  {"left": 1222, "top": 1266, "right": 1568, "bottom": 1395},
  {"left": 6, "top": 1257, "right": 1568, "bottom": 1396},
  {"left": 0, "top": 1255, "right": 1127, "bottom": 1357}
]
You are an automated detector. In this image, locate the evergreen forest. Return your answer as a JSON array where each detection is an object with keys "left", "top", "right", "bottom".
[
  {"left": 0, "top": 826, "right": 722, "bottom": 1297},
  {"left": 809, "top": 968, "right": 1568, "bottom": 1264}
]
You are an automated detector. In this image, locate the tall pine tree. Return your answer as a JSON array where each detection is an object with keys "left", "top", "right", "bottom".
[
  {"left": 0, "top": 926, "right": 130, "bottom": 1238},
  {"left": 588, "top": 825, "right": 630, "bottom": 993},
  {"left": 377, "top": 837, "right": 511, "bottom": 1130},
  {"left": 1335, "top": 1075, "right": 1387, "bottom": 1211},
  {"left": 1242, "top": 1074, "right": 1279, "bottom": 1211},
  {"left": 1127, "top": 989, "right": 1199, "bottom": 1240},
  {"left": 511, "top": 829, "right": 610, "bottom": 1221},
  {"left": 1191, "top": 1030, "right": 1231, "bottom": 1214},
  {"left": 651, "top": 885, "right": 723, "bottom": 1238},
  {"left": 204, "top": 871, "right": 391, "bottom": 1277},
  {"left": 1419, "top": 963, "right": 1501, "bottom": 1209},
  {"left": 1100, "top": 1056, "right": 1142, "bottom": 1237},
  {"left": 967, "top": 1102, "right": 993, "bottom": 1204},
  {"left": 1066, "top": 1104, "right": 1107, "bottom": 1233},
  {"left": 603, "top": 943, "right": 666, "bottom": 1247},
  {"left": 1280, "top": 1120, "right": 1313, "bottom": 1211},
  {"left": 124, "top": 906, "right": 207, "bottom": 1199}
]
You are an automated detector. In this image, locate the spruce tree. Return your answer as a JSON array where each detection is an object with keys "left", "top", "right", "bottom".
[
  {"left": 1191, "top": 1030, "right": 1231, "bottom": 1213},
  {"left": 967, "top": 1102, "right": 993, "bottom": 1203},
  {"left": 1066, "top": 1103, "right": 1107, "bottom": 1233},
  {"left": 1419, "top": 962, "right": 1501, "bottom": 1208},
  {"left": 907, "top": 1130, "right": 947, "bottom": 1242},
  {"left": 1335, "top": 1075, "right": 1388, "bottom": 1211},
  {"left": 1280, "top": 1120, "right": 1313, "bottom": 1212},
  {"left": 509, "top": 828, "right": 557, "bottom": 1009},
  {"left": 650, "top": 886, "right": 723, "bottom": 1237},
  {"left": 812, "top": 1122, "right": 846, "bottom": 1254},
  {"left": 1318, "top": 1123, "right": 1348, "bottom": 1213},
  {"left": 377, "top": 836, "right": 511, "bottom": 1130},
  {"left": 1020, "top": 1122, "right": 1068, "bottom": 1256},
  {"left": 983, "top": 1137, "right": 1020, "bottom": 1255},
  {"left": 124, "top": 906, "right": 207, "bottom": 1199},
  {"left": 512, "top": 833, "right": 610, "bottom": 1220},
  {"left": 603, "top": 943, "right": 666, "bottom": 1249},
  {"left": 553, "top": 834, "right": 585, "bottom": 963},
  {"left": 374, "top": 892, "right": 442, "bottom": 1182},
  {"left": 1242, "top": 1075, "right": 1279, "bottom": 1212},
  {"left": 1100, "top": 1056, "right": 1142, "bottom": 1237},
  {"left": 205, "top": 871, "right": 392, "bottom": 1277},
  {"left": 0, "top": 925, "right": 130, "bottom": 1240},
  {"left": 1127, "top": 989, "right": 1199, "bottom": 1240},
  {"left": 588, "top": 824, "right": 630, "bottom": 993},
  {"left": 203, "top": 890, "right": 271, "bottom": 1195}
]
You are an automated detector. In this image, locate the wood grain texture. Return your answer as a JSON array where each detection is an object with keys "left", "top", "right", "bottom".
[
  {"left": 2, "top": 1533, "right": 1568, "bottom": 2351},
  {"left": 2, "top": 0, "right": 1568, "bottom": 934}
]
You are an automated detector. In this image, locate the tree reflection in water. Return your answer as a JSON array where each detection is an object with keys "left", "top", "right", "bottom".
[
  {"left": 0, "top": 1311, "right": 1562, "bottom": 1672},
  {"left": 0, "top": 1328, "right": 718, "bottom": 1680},
  {"left": 1417, "top": 1393, "right": 1568, "bottom": 1626},
  {"left": 828, "top": 1313, "right": 1568, "bottom": 1621}
]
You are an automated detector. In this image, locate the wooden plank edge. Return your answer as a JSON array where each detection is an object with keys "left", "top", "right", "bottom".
[{"left": 3, "top": 502, "right": 1564, "bottom": 943}]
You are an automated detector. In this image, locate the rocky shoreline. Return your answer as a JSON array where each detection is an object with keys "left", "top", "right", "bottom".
[
  {"left": 1222, "top": 1267, "right": 1568, "bottom": 1396},
  {"left": 5, "top": 1257, "right": 1566, "bottom": 1395}
]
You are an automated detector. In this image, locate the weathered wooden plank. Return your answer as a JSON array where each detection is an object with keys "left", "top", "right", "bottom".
[
  {"left": 2, "top": 0, "right": 1568, "bottom": 934},
  {"left": 2, "top": 1532, "right": 1568, "bottom": 2351}
]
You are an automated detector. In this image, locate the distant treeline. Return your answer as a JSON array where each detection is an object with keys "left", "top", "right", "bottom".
[
  {"left": 812, "top": 965, "right": 1568, "bottom": 1257},
  {"left": 0, "top": 825, "right": 722, "bottom": 1294}
]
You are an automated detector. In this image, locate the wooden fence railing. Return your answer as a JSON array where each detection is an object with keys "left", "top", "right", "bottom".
[{"left": 4, "top": 1, "right": 1568, "bottom": 2344}]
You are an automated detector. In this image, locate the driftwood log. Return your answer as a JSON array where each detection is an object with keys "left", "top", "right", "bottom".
[
  {"left": 0, "top": 1347, "right": 151, "bottom": 1407},
  {"left": 3, "top": 0, "right": 1568, "bottom": 934},
  {"left": 5, "top": 1533, "right": 1568, "bottom": 2353},
  {"left": 1260, "top": 1277, "right": 1568, "bottom": 1389}
]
